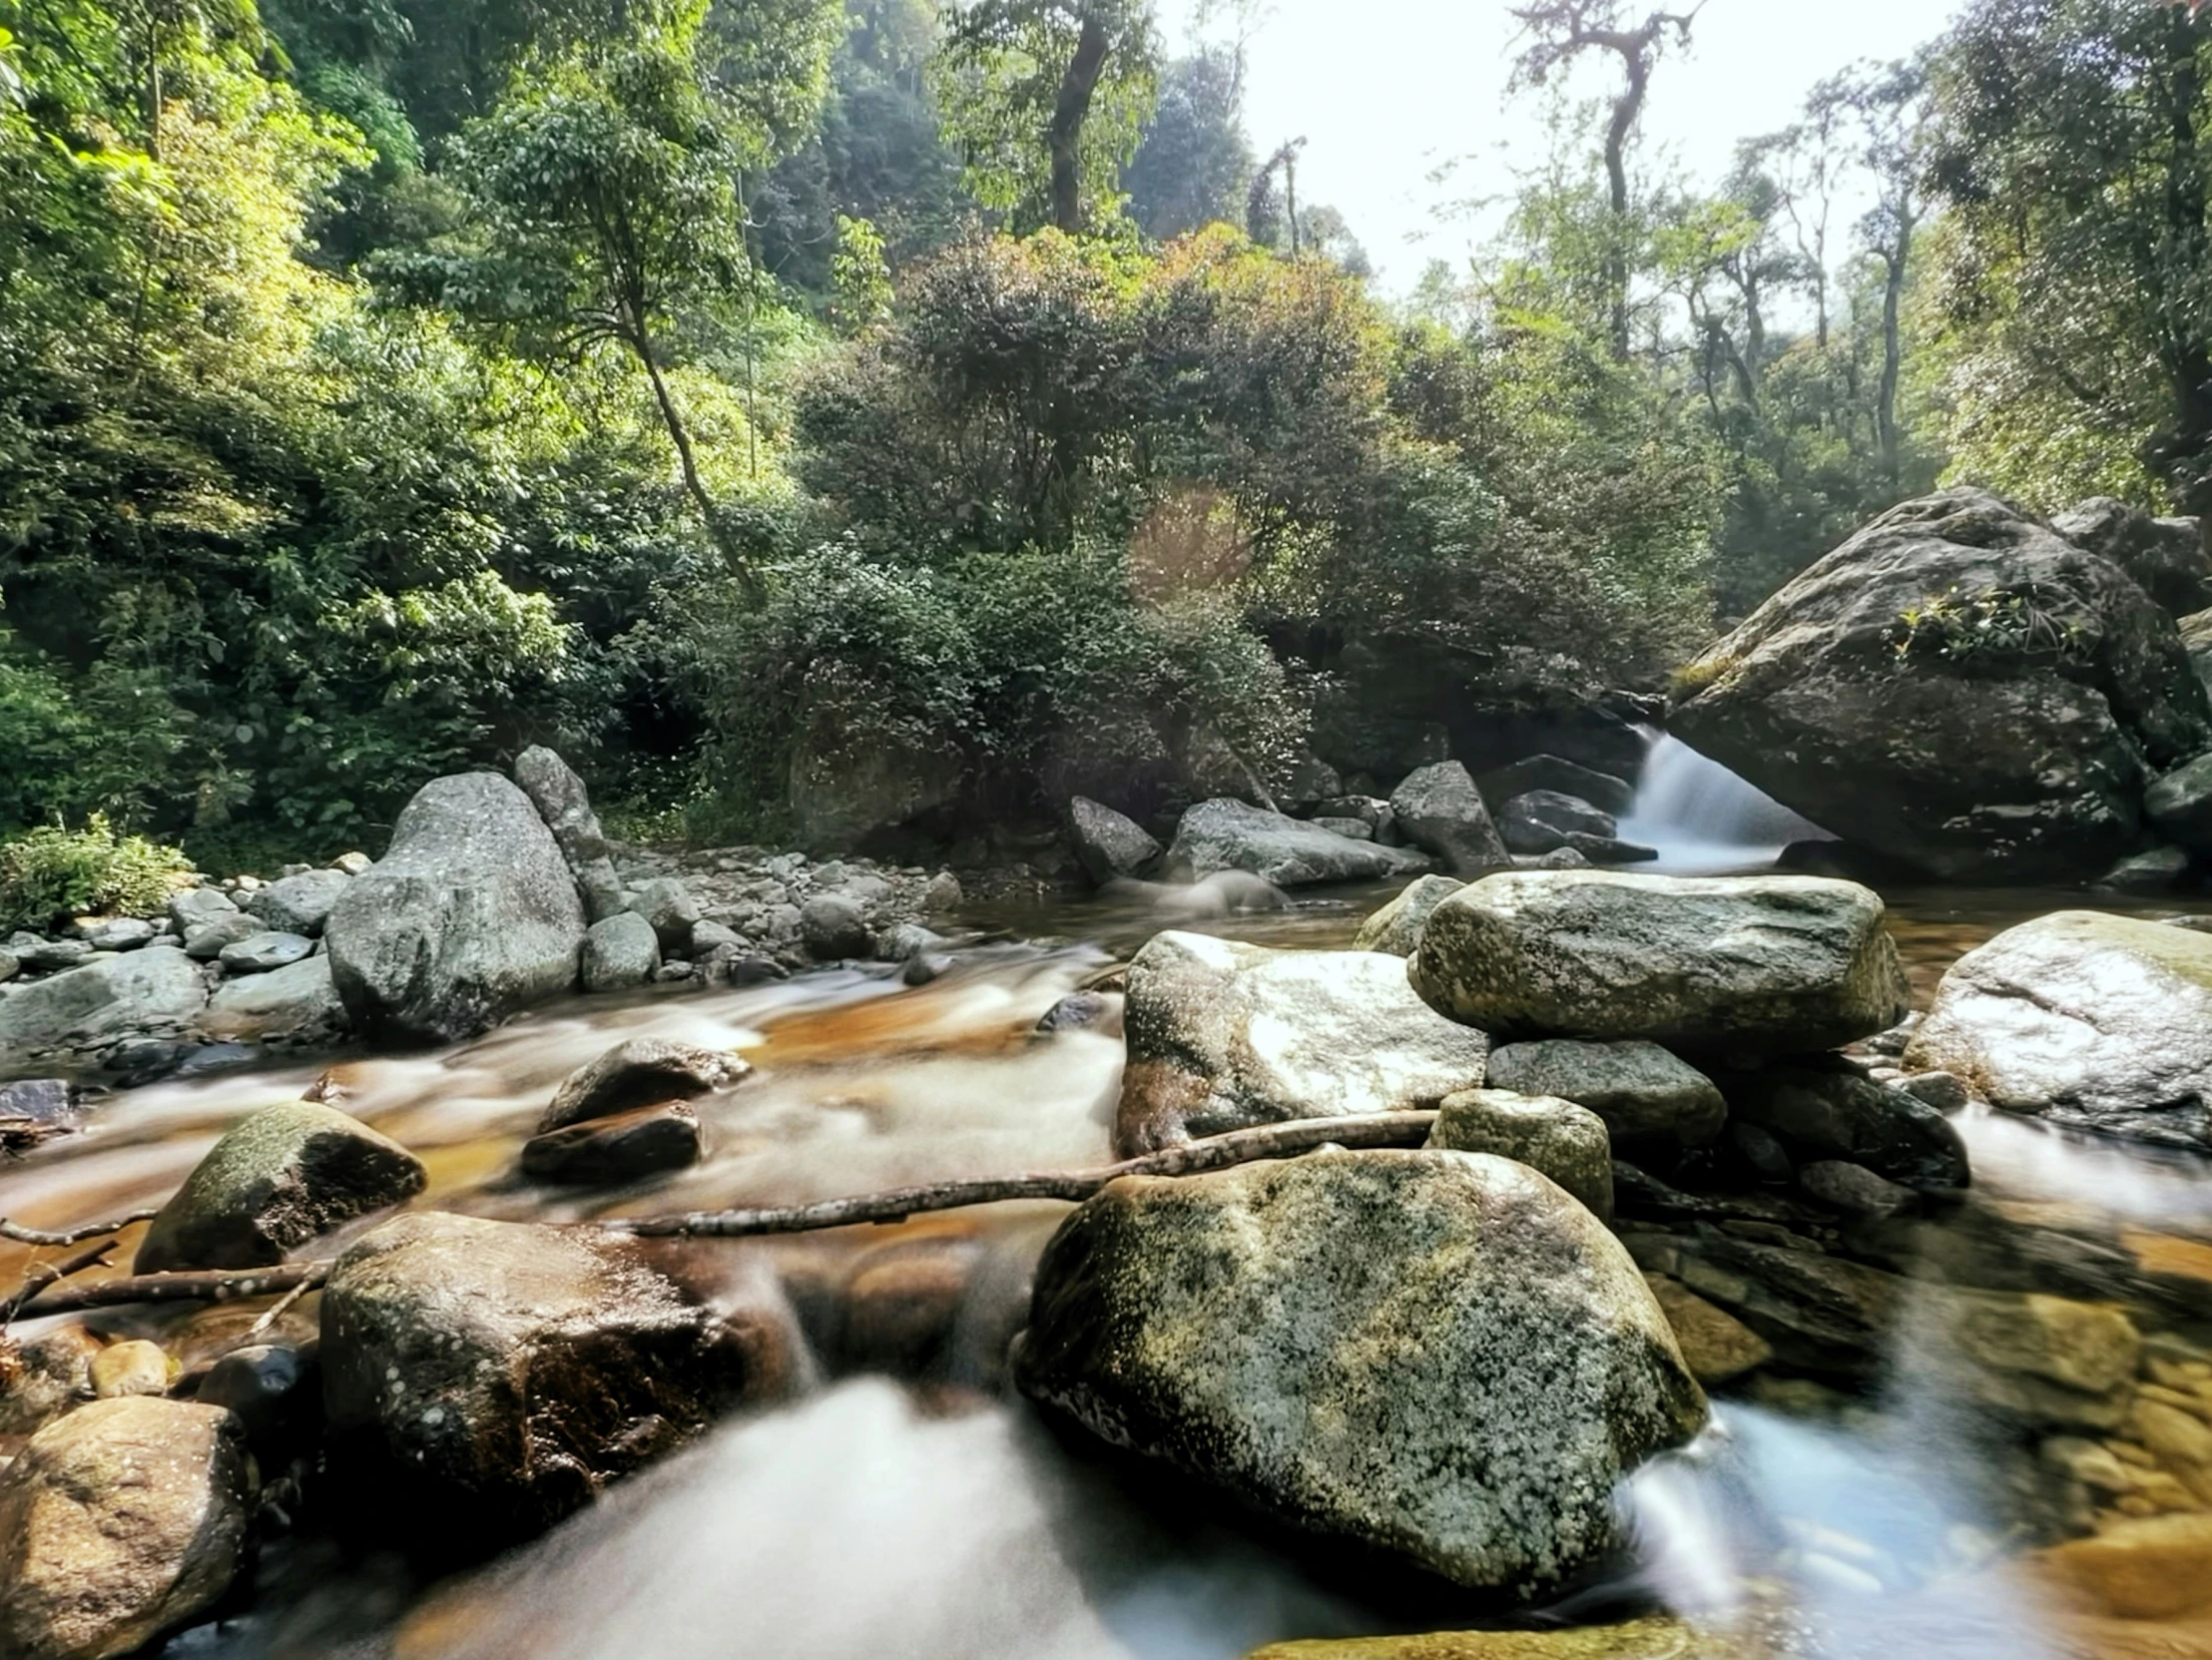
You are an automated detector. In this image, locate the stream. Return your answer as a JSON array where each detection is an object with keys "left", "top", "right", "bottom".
[{"left": 7, "top": 756, "right": 2212, "bottom": 1659}]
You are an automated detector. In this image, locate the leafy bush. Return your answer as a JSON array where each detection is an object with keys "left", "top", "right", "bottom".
[
  {"left": 1888, "top": 583, "right": 2086, "bottom": 672},
  {"left": 0, "top": 818, "right": 194, "bottom": 933}
]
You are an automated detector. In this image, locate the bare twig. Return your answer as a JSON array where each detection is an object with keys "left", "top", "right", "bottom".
[
  {"left": 2, "top": 1208, "right": 164, "bottom": 1248},
  {"left": 603, "top": 1112, "right": 1441, "bottom": 1240},
  {"left": 2, "top": 1241, "right": 119, "bottom": 1326},
  {"left": 247, "top": 1275, "right": 315, "bottom": 1339},
  {"left": 12, "top": 1261, "right": 330, "bottom": 1322}
]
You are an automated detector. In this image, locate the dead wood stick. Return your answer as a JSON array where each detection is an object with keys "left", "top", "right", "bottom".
[
  {"left": 2, "top": 1240, "right": 119, "bottom": 1326},
  {"left": 603, "top": 1111, "right": 1441, "bottom": 1240},
  {"left": 12, "top": 1260, "right": 330, "bottom": 1322},
  {"left": 2, "top": 1208, "right": 164, "bottom": 1247}
]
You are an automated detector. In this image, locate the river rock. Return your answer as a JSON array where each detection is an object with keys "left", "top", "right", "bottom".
[
  {"left": 202, "top": 954, "right": 348, "bottom": 1045},
  {"left": 1388, "top": 762, "right": 1512, "bottom": 876},
  {"left": 1670, "top": 488, "right": 2212, "bottom": 882},
  {"left": 1352, "top": 874, "right": 1465, "bottom": 957},
  {"left": 580, "top": 911, "right": 661, "bottom": 991},
  {"left": 1115, "top": 931, "right": 1489, "bottom": 1156},
  {"left": 2093, "top": 844, "right": 2194, "bottom": 892},
  {"left": 168, "top": 887, "right": 239, "bottom": 933},
  {"left": 513, "top": 746, "right": 626, "bottom": 921},
  {"left": 320, "top": 1212, "right": 795, "bottom": 1550},
  {"left": 539, "top": 1036, "right": 747, "bottom": 1134},
  {"left": 78, "top": 916, "right": 155, "bottom": 952},
  {"left": 1641, "top": 1275, "right": 1773, "bottom": 1385},
  {"left": 1497, "top": 791, "right": 1617, "bottom": 856},
  {"left": 1483, "top": 1040, "right": 1727, "bottom": 1147},
  {"left": 800, "top": 892, "right": 871, "bottom": 959},
  {"left": 184, "top": 912, "right": 261, "bottom": 959},
  {"left": 1625, "top": 1232, "right": 1900, "bottom": 1378},
  {"left": 0, "top": 1328, "right": 101, "bottom": 1437},
  {"left": 1906, "top": 909, "right": 2212, "bottom": 1149},
  {"left": 2051, "top": 496, "right": 2212, "bottom": 617},
  {"left": 325, "top": 772, "right": 585, "bottom": 1044},
  {"left": 135, "top": 1100, "right": 427, "bottom": 1273},
  {"left": 631, "top": 876, "right": 701, "bottom": 954},
  {"left": 91, "top": 1340, "right": 172, "bottom": 1398},
  {"left": 0, "top": 1397, "right": 256, "bottom": 1660},
  {"left": 217, "top": 929, "right": 313, "bottom": 974},
  {"left": 1068, "top": 797, "right": 1162, "bottom": 884},
  {"left": 520, "top": 1102, "right": 704, "bottom": 1184},
  {"left": 1426, "top": 1089, "right": 1613, "bottom": 1221},
  {"left": 1718, "top": 1059, "right": 1970, "bottom": 1190},
  {"left": 0, "top": 946, "right": 208, "bottom": 1054},
  {"left": 1477, "top": 755, "right": 1638, "bottom": 818},
  {"left": 2037, "top": 1513, "right": 2212, "bottom": 1620},
  {"left": 1409, "top": 871, "right": 1910, "bottom": 1057},
  {"left": 245, "top": 867, "right": 350, "bottom": 936},
  {"left": 1013, "top": 1150, "right": 1706, "bottom": 1597},
  {"left": 1169, "top": 799, "right": 1431, "bottom": 888},
  {"left": 1798, "top": 1160, "right": 1914, "bottom": 1216},
  {"left": 2144, "top": 753, "right": 2212, "bottom": 853}
]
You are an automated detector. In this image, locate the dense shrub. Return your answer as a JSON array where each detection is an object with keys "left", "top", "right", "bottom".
[{"left": 0, "top": 818, "right": 194, "bottom": 932}]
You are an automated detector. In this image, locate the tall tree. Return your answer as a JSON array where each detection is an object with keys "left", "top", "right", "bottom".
[
  {"left": 1507, "top": 0, "right": 1702, "bottom": 358},
  {"left": 1124, "top": 44, "right": 1252, "bottom": 239}
]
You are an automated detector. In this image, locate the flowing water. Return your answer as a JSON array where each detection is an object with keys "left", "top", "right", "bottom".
[
  {"left": 7, "top": 852, "right": 2212, "bottom": 1658},
  {"left": 1617, "top": 734, "right": 1837, "bottom": 874}
]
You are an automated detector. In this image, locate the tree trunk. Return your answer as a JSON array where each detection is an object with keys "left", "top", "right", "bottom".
[
  {"left": 1601, "top": 52, "right": 1652, "bottom": 360},
  {"left": 1049, "top": 11, "right": 1113, "bottom": 235},
  {"left": 2163, "top": 6, "right": 2212, "bottom": 519},
  {"left": 626, "top": 302, "right": 761, "bottom": 603},
  {"left": 1876, "top": 222, "right": 1913, "bottom": 489}
]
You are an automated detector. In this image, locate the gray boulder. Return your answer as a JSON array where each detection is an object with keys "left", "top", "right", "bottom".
[
  {"left": 1484, "top": 1039, "right": 1727, "bottom": 1147},
  {"left": 1115, "top": 931, "right": 1488, "bottom": 1156},
  {"left": 79, "top": 916, "right": 156, "bottom": 952},
  {"left": 0, "top": 947, "right": 208, "bottom": 1054},
  {"left": 135, "top": 1100, "right": 426, "bottom": 1272},
  {"left": 0, "top": 1398, "right": 256, "bottom": 1660},
  {"left": 1068, "top": 797, "right": 1162, "bottom": 884},
  {"left": 1309, "top": 816, "right": 1374, "bottom": 841},
  {"left": 1718, "top": 1059, "right": 1970, "bottom": 1190},
  {"left": 631, "top": 876, "right": 701, "bottom": 954},
  {"left": 320, "top": 1212, "right": 797, "bottom": 1547},
  {"left": 2051, "top": 496, "right": 2212, "bottom": 617},
  {"left": 1013, "top": 1150, "right": 1706, "bottom": 1597},
  {"left": 324, "top": 772, "right": 585, "bottom": 1045},
  {"left": 202, "top": 954, "right": 347, "bottom": 1046},
  {"left": 246, "top": 867, "right": 350, "bottom": 936},
  {"left": 168, "top": 887, "right": 239, "bottom": 934},
  {"left": 1388, "top": 762, "right": 1512, "bottom": 876},
  {"left": 217, "top": 929, "right": 313, "bottom": 974},
  {"left": 800, "top": 892, "right": 872, "bottom": 959},
  {"left": 1410, "top": 871, "right": 1910, "bottom": 1057},
  {"left": 1427, "top": 1089, "right": 1614, "bottom": 1222},
  {"left": 1477, "top": 755, "right": 1637, "bottom": 818},
  {"left": 1671, "top": 489, "right": 2212, "bottom": 882},
  {"left": 1498, "top": 790, "right": 1617, "bottom": 855},
  {"left": 184, "top": 913, "right": 260, "bottom": 959},
  {"left": 580, "top": 911, "right": 660, "bottom": 992},
  {"left": 1169, "top": 799, "right": 1431, "bottom": 888},
  {"left": 2145, "top": 754, "right": 2212, "bottom": 853},
  {"left": 1907, "top": 910, "right": 2212, "bottom": 1149},
  {"left": 539, "top": 1036, "right": 747, "bottom": 1134},
  {"left": 2093, "top": 844, "right": 2193, "bottom": 892},
  {"left": 1351, "top": 874, "right": 1465, "bottom": 957},
  {"left": 513, "top": 746, "right": 626, "bottom": 921}
]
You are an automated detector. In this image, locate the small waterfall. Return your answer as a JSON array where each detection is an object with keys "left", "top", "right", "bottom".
[{"left": 1616, "top": 731, "right": 1835, "bottom": 873}]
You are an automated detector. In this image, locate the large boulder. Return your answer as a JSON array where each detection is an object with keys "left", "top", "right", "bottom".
[
  {"left": 0, "top": 1397, "right": 257, "bottom": 1660},
  {"left": 320, "top": 1212, "right": 797, "bottom": 1551},
  {"left": 1352, "top": 874, "right": 1465, "bottom": 957},
  {"left": 1483, "top": 1039, "right": 1727, "bottom": 1147},
  {"left": 1013, "top": 1150, "right": 1706, "bottom": 1597},
  {"left": 1670, "top": 489, "right": 2212, "bottom": 882},
  {"left": 201, "top": 954, "right": 348, "bottom": 1045},
  {"left": 1906, "top": 910, "right": 2212, "bottom": 1149},
  {"left": 1409, "top": 871, "right": 1910, "bottom": 1057},
  {"left": 2051, "top": 497, "right": 2212, "bottom": 617},
  {"left": 1067, "top": 797, "right": 1162, "bottom": 885},
  {"left": 1116, "top": 931, "right": 1489, "bottom": 1156},
  {"left": 245, "top": 867, "right": 350, "bottom": 935},
  {"left": 136, "top": 1100, "right": 427, "bottom": 1272},
  {"left": 1168, "top": 799, "right": 1431, "bottom": 888},
  {"left": 1497, "top": 791, "right": 1617, "bottom": 856},
  {"left": 513, "top": 746, "right": 626, "bottom": 921},
  {"left": 0, "top": 946, "right": 208, "bottom": 1055},
  {"left": 324, "top": 772, "right": 586, "bottom": 1045},
  {"left": 1388, "top": 762, "right": 1511, "bottom": 876}
]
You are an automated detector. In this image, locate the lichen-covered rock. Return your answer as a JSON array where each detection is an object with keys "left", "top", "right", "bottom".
[
  {"left": 538, "top": 1036, "right": 747, "bottom": 1135},
  {"left": 1068, "top": 797, "right": 1162, "bottom": 885},
  {"left": 1409, "top": 871, "right": 1909, "bottom": 1057},
  {"left": 1906, "top": 909, "right": 2212, "bottom": 1149},
  {"left": 2052, "top": 496, "right": 2212, "bottom": 617},
  {"left": 320, "top": 1212, "right": 796, "bottom": 1551},
  {"left": 1483, "top": 1040, "right": 1727, "bottom": 1147},
  {"left": 1352, "top": 874, "right": 1464, "bottom": 957},
  {"left": 135, "top": 1100, "right": 427, "bottom": 1273},
  {"left": 1671, "top": 488, "right": 2212, "bottom": 882},
  {"left": 324, "top": 773, "right": 585, "bottom": 1045},
  {"left": 1116, "top": 931, "right": 1488, "bottom": 1156},
  {"left": 630, "top": 876, "right": 701, "bottom": 954},
  {"left": 513, "top": 746, "right": 626, "bottom": 921},
  {"left": 580, "top": 911, "right": 660, "bottom": 992},
  {"left": 1014, "top": 1151, "right": 1706, "bottom": 1597},
  {"left": 1388, "top": 762, "right": 1512, "bottom": 876},
  {"left": 217, "top": 929, "right": 314, "bottom": 974},
  {"left": 1169, "top": 799, "right": 1432, "bottom": 888},
  {"left": 1426, "top": 1089, "right": 1613, "bottom": 1222},
  {"left": 0, "top": 1397, "right": 256, "bottom": 1660}
]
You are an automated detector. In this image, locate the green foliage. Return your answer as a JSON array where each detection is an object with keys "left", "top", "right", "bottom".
[
  {"left": 1887, "top": 582, "right": 2086, "bottom": 672},
  {"left": 0, "top": 817, "right": 193, "bottom": 932},
  {"left": 830, "top": 213, "right": 894, "bottom": 331},
  {"left": 1123, "top": 45, "right": 1250, "bottom": 240}
]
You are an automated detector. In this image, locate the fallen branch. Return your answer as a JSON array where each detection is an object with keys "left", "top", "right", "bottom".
[
  {"left": 2, "top": 1208, "right": 164, "bottom": 1247},
  {"left": 12, "top": 1261, "right": 329, "bottom": 1322},
  {"left": 1, "top": 1240, "right": 118, "bottom": 1326},
  {"left": 604, "top": 1111, "right": 1441, "bottom": 1240}
]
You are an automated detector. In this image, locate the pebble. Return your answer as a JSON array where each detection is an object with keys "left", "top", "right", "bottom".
[{"left": 91, "top": 1341, "right": 173, "bottom": 1398}]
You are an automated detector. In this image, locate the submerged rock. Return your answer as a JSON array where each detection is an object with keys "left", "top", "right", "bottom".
[
  {"left": 1906, "top": 910, "right": 2212, "bottom": 1150},
  {"left": 1115, "top": 931, "right": 1488, "bottom": 1156},
  {"left": 1014, "top": 1150, "right": 1706, "bottom": 1598},
  {"left": 1388, "top": 763, "right": 1512, "bottom": 876},
  {"left": 1068, "top": 797, "right": 1162, "bottom": 884},
  {"left": 1426, "top": 1088, "right": 1613, "bottom": 1222},
  {"left": 1718, "top": 1059, "right": 1970, "bottom": 1190},
  {"left": 1409, "top": 871, "right": 1909, "bottom": 1057},
  {"left": 540, "top": 1036, "right": 747, "bottom": 1134},
  {"left": 1641, "top": 1275, "right": 1773, "bottom": 1385},
  {"left": 1482, "top": 1039, "right": 1727, "bottom": 1147},
  {"left": 321, "top": 1212, "right": 796, "bottom": 1550},
  {"left": 520, "top": 1102, "right": 705, "bottom": 1184},
  {"left": 1169, "top": 799, "right": 1432, "bottom": 888},
  {"left": 325, "top": 772, "right": 585, "bottom": 1045},
  {"left": 135, "top": 1100, "right": 427, "bottom": 1273},
  {"left": 1352, "top": 874, "right": 1465, "bottom": 957},
  {"left": 1670, "top": 488, "right": 2212, "bottom": 882},
  {"left": 0, "top": 1397, "right": 257, "bottom": 1660}
]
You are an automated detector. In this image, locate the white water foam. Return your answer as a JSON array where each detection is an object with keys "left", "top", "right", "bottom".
[{"left": 1616, "top": 732, "right": 1836, "bottom": 874}]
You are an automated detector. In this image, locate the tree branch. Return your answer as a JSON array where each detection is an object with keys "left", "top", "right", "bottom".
[
  {"left": 11, "top": 1261, "right": 329, "bottom": 1322},
  {"left": 2, "top": 1209, "right": 163, "bottom": 1247},
  {"left": 2, "top": 1241, "right": 118, "bottom": 1326}
]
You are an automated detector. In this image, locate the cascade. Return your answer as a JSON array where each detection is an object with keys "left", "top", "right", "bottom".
[{"left": 1615, "top": 731, "right": 1835, "bottom": 873}]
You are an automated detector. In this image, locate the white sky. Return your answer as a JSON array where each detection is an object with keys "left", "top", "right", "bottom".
[{"left": 1175, "top": 0, "right": 1962, "bottom": 291}]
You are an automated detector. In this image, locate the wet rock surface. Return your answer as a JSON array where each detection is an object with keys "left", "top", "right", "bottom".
[
  {"left": 539, "top": 1037, "right": 748, "bottom": 1134},
  {"left": 1717, "top": 1058, "right": 1971, "bottom": 1190},
  {"left": 520, "top": 1101, "right": 706, "bottom": 1184},
  {"left": 1482, "top": 1039, "right": 1727, "bottom": 1147},
  {"left": 1170, "top": 799, "right": 1433, "bottom": 888}
]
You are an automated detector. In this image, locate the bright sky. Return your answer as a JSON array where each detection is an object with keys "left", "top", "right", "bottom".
[{"left": 1177, "top": 0, "right": 1962, "bottom": 291}]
